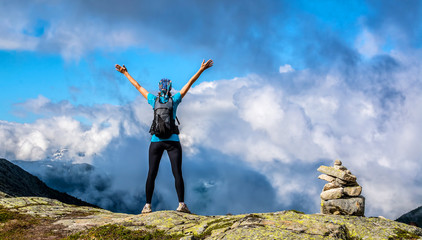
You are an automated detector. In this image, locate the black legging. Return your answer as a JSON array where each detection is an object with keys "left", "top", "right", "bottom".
[{"left": 146, "top": 141, "right": 184, "bottom": 204}]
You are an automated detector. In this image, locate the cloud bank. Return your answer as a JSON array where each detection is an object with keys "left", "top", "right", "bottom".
[{"left": 2, "top": 45, "right": 422, "bottom": 218}]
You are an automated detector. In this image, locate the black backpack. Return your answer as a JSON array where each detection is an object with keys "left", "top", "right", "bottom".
[{"left": 149, "top": 97, "right": 180, "bottom": 138}]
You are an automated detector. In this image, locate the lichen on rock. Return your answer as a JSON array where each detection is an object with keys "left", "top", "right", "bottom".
[{"left": 1, "top": 195, "right": 422, "bottom": 239}]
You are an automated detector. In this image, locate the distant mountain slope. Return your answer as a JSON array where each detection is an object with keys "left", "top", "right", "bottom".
[
  {"left": 397, "top": 206, "right": 422, "bottom": 227},
  {"left": 0, "top": 158, "right": 97, "bottom": 208}
]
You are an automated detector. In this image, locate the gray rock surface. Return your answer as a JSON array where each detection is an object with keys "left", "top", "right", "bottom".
[
  {"left": 1, "top": 195, "right": 421, "bottom": 239},
  {"left": 321, "top": 196, "right": 365, "bottom": 216}
]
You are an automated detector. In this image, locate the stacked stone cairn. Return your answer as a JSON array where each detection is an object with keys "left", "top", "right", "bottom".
[{"left": 317, "top": 160, "right": 365, "bottom": 216}]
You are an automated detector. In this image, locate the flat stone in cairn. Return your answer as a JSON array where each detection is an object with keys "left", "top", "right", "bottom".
[
  {"left": 323, "top": 181, "right": 342, "bottom": 191},
  {"left": 318, "top": 174, "right": 348, "bottom": 185},
  {"left": 334, "top": 165, "right": 347, "bottom": 171},
  {"left": 317, "top": 166, "right": 356, "bottom": 182},
  {"left": 343, "top": 186, "right": 362, "bottom": 197},
  {"left": 318, "top": 174, "right": 335, "bottom": 182},
  {"left": 334, "top": 178, "right": 348, "bottom": 185},
  {"left": 320, "top": 188, "right": 343, "bottom": 201}
]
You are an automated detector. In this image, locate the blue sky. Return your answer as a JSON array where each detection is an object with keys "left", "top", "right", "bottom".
[
  {"left": 0, "top": 0, "right": 375, "bottom": 122},
  {"left": 1, "top": 0, "right": 422, "bottom": 219}
]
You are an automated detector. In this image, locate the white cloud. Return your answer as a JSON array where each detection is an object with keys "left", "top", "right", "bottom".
[
  {"left": 178, "top": 53, "right": 422, "bottom": 218},
  {"left": 2, "top": 49, "right": 422, "bottom": 218},
  {"left": 42, "top": 22, "right": 138, "bottom": 61},
  {"left": 0, "top": 37, "right": 38, "bottom": 51},
  {"left": 0, "top": 1, "right": 139, "bottom": 60},
  {"left": 0, "top": 8, "right": 39, "bottom": 51},
  {"left": 355, "top": 29, "right": 379, "bottom": 58},
  {"left": 1, "top": 97, "right": 150, "bottom": 163},
  {"left": 279, "top": 64, "right": 295, "bottom": 73}
]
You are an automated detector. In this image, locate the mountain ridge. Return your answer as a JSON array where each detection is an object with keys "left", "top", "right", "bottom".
[
  {"left": 0, "top": 158, "right": 96, "bottom": 208},
  {"left": 397, "top": 205, "right": 422, "bottom": 227}
]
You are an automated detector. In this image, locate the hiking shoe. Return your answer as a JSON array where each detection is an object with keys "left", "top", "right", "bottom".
[
  {"left": 176, "top": 203, "right": 191, "bottom": 213},
  {"left": 142, "top": 204, "right": 152, "bottom": 214}
]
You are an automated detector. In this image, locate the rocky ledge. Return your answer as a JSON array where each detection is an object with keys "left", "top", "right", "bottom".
[{"left": 1, "top": 195, "right": 422, "bottom": 239}]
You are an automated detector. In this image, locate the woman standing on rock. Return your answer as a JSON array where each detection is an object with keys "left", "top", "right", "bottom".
[{"left": 115, "top": 59, "right": 213, "bottom": 214}]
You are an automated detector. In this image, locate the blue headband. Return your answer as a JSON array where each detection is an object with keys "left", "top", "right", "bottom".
[
  {"left": 158, "top": 78, "right": 172, "bottom": 103},
  {"left": 159, "top": 78, "right": 172, "bottom": 93}
]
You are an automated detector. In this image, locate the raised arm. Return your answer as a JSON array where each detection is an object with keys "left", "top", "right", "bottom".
[
  {"left": 180, "top": 59, "right": 213, "bottom": 98},
  {"left": 115, "top": 64, "right": 149, "bottom": 100}
]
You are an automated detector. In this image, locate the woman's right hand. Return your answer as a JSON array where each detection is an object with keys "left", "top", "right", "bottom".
[
  {"left": 200, "top": 59, "right": 213, "bottom": 71},
  {"left": 115, "top": 64, "right": 128, "bottom": 74}
]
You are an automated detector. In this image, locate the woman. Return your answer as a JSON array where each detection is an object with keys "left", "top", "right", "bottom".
[{"left": 115, "top": 59, "right": 213, "bottom": 214}]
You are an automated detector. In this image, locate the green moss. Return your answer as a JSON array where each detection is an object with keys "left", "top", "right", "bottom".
[
  {"left": 0, "top": 206, "right": 16, "bottom": 223},
  {"left": 65, "top": 233, "right": 81, "bottom": 240},
  {"left": 190, "top": 216, "right": 243, "bottom": 239},
  {"left": 289, "top": 210, "right": 305, "bottom": 214},
  {"left": 393, "top": 228, "right": 420, "bottom": 239},
  {"left": 195, "top": 221, "right": 233, "bottom": 239},
  {"left": 0, "top": 206, "right": 40, "bottom": 225},
  {"left": 144, "top": 224, "right": 157, "bottom": 229},
  {"left": 0, "top": 206, "right": 61, "bottom": 240},
  {"left": 64, "top": 224, "right": 184, "bottom": 240}
]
